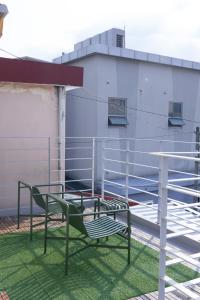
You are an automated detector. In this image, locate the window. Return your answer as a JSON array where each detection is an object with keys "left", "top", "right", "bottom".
[
  {"left": 168, "top": 102, "right": 185, "bottom": 127},
  {"left": 116, "top": 34, "right": 123, "bottom": 48},
  {"left": 108, "top": 97, "right": 128, "bottom": 126}
]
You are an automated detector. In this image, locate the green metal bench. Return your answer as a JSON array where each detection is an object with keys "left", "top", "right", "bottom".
[
  {"left": 17, "top": 181, "right": 85, "bottom": 240},
  {"left": 44, "top": 194, "right": 131, "bottom": 275}
]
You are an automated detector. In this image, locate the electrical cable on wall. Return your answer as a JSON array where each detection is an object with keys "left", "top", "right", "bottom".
[{"left": 69, "top": 92, "right": 200, "bottom": 125}]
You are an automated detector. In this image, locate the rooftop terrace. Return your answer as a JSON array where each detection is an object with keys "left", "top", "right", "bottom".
[{"left": 1, "top": 137, "right": 200, "bottom": 299}]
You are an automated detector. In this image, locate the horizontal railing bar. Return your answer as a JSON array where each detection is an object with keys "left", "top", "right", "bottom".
[
  {"left": 128, "top": 161, "right": 159, "bottom": 169},
  {"left": 104, "top": 158, "right": 159, "bottom": 170},
  {"left": 162, "top": 151, "right": 200, "bottom": 155},
  {"left": 49, "top": 183, "right": 92, "bottom": 192},
  {"left": 64, "top": 168, "right": 92, "bottom": 172},
  {"left": 104, "top": 179, "right": 125, "bottom": 188},
  {"left": 104, "top": 169, "right": 126, "bottom": 176},
  {"left": 104, "top": 178, "right": 158, "bottom": 196},
  {"left": 104, "top": 147, "right": 151, "bottom": 155},
  {"left": 128, "top": 149, "right": 151, "bottom": 154},
  {"left": 72, "top": 189, "right": 91, "bottom": 192},
  {"left": 0, "top": 136, "right": 197, "bottom": 145},
  {"left": 103, "top": 189, "right": 125, "bottom": 198},
  {"left": 168, "top": 198, "right": 188, "bottom": 205},
  {"left": 104, "top": 158, "right": 126, "bottom": 164},
  {"left": 152, "top": 152, "right": 200, "bottom": 162},
  {"left": 104, "top": 170, "right": 158, "bottom": 184},
  {"left": 53, "top": 147, "right": 92, "bottom": 151},
  {"left": 168, "top": 177, "right": 200, "bottom": 183},
  {"left": 128, "top": 174, "right": 159, "bottom": 183},
  {"left": 51, "top": 158, "right": 92, "bottom": 161},
  {"left": 128, "top": 186, "right": 158, "bottom": 197},
  {"left": 169, "top": 169, "right": 200, "bottom": 177},
  {"left": 167, "top": 184, "right": 200, "bottom": 198},
  {"left": 51, "top": 169, "right": 92, "bottom": 173},
  {"left": 61, "top": 136, "right": 198, "bottom": 145},
  {"left": 104, "top": 147, "right": 127, "bottom": 152},
  {"left": 65, "top": 179, "right": 92, "bottom": 183},
  {"left": 65, "top": 157, "right": 92, "bottom": 161}
]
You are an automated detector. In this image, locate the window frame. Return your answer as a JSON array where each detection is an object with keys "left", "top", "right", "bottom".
[
  {"left": 108, "top": 97, "right": 128, "bottom": 126},
  {"left": 168, "top": 101, "right": 184, "bottom": 127}
]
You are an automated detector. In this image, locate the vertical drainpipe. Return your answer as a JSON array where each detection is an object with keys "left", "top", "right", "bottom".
[{"left": 58, "top": 86, "right": 66, "bottom": 188}]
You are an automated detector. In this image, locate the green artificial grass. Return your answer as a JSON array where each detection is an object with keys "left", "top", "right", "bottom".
[{"left": 0, "top": 227, "right": 199, "bottom": 300}]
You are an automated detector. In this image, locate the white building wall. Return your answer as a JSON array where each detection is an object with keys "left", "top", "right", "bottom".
[
  {"left": 65, "top": 54, "right": 200, "bottom": 181},
  {"left": 65, "top": 56, "right": 98, "bottom": 182}
]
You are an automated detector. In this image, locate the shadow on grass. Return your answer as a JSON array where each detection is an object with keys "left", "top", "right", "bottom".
[{"left": 0, "top": 228, "right": 199, "bottom": 300}]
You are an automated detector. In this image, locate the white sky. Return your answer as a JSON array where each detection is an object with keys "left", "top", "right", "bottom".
[{"left": 1, "top": 0, "right": 200, "bottom": 62}]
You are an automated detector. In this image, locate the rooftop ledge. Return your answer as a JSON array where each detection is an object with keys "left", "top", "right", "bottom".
[{"left": 53, "top": 44, "right": 200, "bottom": 71}]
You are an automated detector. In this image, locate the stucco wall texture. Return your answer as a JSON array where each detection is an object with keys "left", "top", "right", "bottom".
[{"left": 0, "top": 83, "right": 59, "bottom": 213}]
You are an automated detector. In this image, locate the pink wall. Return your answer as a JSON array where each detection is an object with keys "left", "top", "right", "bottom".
[{"left": 0, "top": 83, "right": 59, "bottom": 213}]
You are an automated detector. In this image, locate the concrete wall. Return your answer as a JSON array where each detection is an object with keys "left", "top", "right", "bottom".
[
  {"left": 66, "top": 54, "right": 200, "bottom": 180},
  {"left": 0, "top": 83, "right": 59, "bottom": 215}
]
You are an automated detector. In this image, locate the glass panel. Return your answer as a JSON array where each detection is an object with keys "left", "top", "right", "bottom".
[
  {"left": 169, "top": 102, "right": 182, "bottom": 118},
  {"left": 108, "top": 98, "right": 126, "bottom": 116}
]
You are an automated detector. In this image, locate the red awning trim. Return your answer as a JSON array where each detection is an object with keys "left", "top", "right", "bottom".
[{"left": 0, "top": 57, "right": 83, "bottom": 87}]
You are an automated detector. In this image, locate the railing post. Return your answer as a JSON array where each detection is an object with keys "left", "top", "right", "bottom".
[
  {"left": 157, "top": 141, "right": 163, "bottom": 224},
  {"left": 158, "top": 156, "right": 168, "bottom": 300},
  {"left": 194, "top": 127, "right": 200, "bottom": 202},
  {"left": 101, "top": 139, "right": 105, "bottom": 201},
  {"left": 48, "top": 137, "right": 51, "bottom": 192},
  {"left": 92, "top": 138, "right": 95, "bottom": 197},
  {"left": 125, "top": 140, "right": 130, "bottom": 202}
]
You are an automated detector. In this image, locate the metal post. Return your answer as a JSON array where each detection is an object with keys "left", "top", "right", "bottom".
[
  {"left": 125, "top": 140, "right": 130, "bottom": 202},
  {"left": 48, "top": 137, "right": 51, "bottom": 192},
  {"left": 17, "top": 181, "right": 20, "bottom": 228},
  {"left": 101, "top": 139, "right": 105, "bottom": 201},
  {"left": 157, "top": 141, "right": 163, "bottom": 224},
  {"left": 92, "top": 138, "right": 95, "bottom": 197},
  {"left": 30, "top": 189, "right": 33, "bottom": 241},
  {"left": 58, "top": 86, "right": 66, "bottom": 191},
  {"left": 194, "top": 127, "right": 200, "bottom": 202},
  {"left": 158, "top": 156, "right": 168, "bottom": 300}
]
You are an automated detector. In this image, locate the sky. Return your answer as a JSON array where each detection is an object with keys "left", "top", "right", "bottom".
[{"left": 1, "top": 0, "right": 200, "bottom": 62}]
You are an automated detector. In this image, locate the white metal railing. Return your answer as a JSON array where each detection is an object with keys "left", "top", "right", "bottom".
[
  {"left": 50, "top": 137, "right": 95, "bottom": 196},
  {"left": 0, "top": 135, "right": 199, "bottom": 212},
  {"left": 100, "top": 140, "right": 200, "bottom": 299},
  {"left": 101, "top": 138, "right": 161, "bottom": 204},
  {"left": 152, "top": 152, "right": 200, "bottom": 300},
  {"left": 1, "top": 136, "right": 200, "bottom": 297}
]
